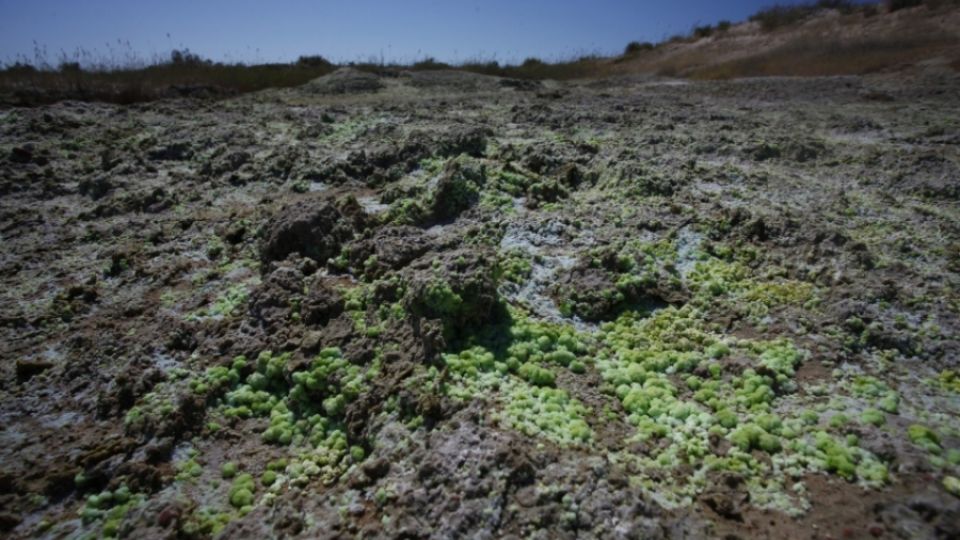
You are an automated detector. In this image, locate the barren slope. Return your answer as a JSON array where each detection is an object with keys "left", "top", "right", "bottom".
[{"left": 611, "top": 3, "right": 960, "bottom": 78}]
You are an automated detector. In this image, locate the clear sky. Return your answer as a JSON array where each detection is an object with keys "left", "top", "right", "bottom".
[{"left": 0, "top": 0, "right": 842, "bottom": 66}]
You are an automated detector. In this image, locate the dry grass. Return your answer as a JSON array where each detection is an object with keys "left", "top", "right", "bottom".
[
  {"left": 689, "top": 33, "right": 958, "bottom": 79},
  {"left": 0, "top": 53, "right": 609, "bottom": 106},
  {"left": 749, "top": 1, "right": 857, "bottom": 31},
  {"left": 0, "top": 61, "right": 338, "bottom": 105},
  {"left": 613, "top": 0, "right": 960, "bottom": 80}
]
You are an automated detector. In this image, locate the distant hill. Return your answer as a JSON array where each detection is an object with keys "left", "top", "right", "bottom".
[{"left": 608, "top": 1, "right": 960, "bottom": 78}]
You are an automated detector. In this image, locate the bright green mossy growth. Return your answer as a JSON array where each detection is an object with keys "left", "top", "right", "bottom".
[
  {"left": 171, "top": 346, "right": 380, "bottom": 488},
  {"left": 500, "top": 250, "right": 534, "bottom": 284},
  {"left": 732, "top": 369, "right": 778, "bottom": 411},
  {"left": 861, "top": 409, "right": 886, "bottom": 427},
  {"left": 945, "top": 476, "right": 960, "bottom": 497},
  {"left": 757, "top": 342, "right": 805, "bottom": 378},
  {"left": 495, "top": 168, "right": 534, "bottom": 195},
  {"left": 382, "top": 155, "right": 485, "bottom": 224},
  {"left": 261, "top": 470, "right": 278, "bottom": 487},
  {"left": 829, "top": 413, "right": 850, "bottom": 430},
  {"left": 590, "top": 283, "right": 889, "bottom": 512},
  {"left": 190, "top": 359, "right": 245, "bottom": 395},
  {"left": 715, "top": 409, "right": 738, "bottom": 429},
  {"left": 187, "top": 283, "right": 251, "bottom": 321},
  {"left": 814, "top": 431, "right": 857, "bottom": 480},
  {"left": 175, "top": 456, "right": 203, "bottom": 481},
  {"left": 221, "top": 462, "right": 238, "bottom": 479},
  {"left": 856, "top": 459, "right": 890, "bottom": 485},
  {"left": 852, "top": 376, "right": 900, "bottom": 414},
  {"left": 267, "top": 458, "right": 288, "bottom": 471},
  {"left": 801, "top": 409, "right": 819, "bottom": 426},
  {"left": 229, "top": 473, "right": 256, "bottom": 508},
  {"left": 441, "top": 310, "right": 594, "bottom": 446},
  {"left": 852, "top": 375, "right": 891, "bottom": 398},
  {"left": 686, "top": 257, "right": 817, "bottom": 321},
  {"left": 937, "top": 370, "right": 960, "bottom": 393},
  {"left": 878, "top": 393, "right": 900, "bottom": 414},
  {"left": 908, "top": 424, "right": 942, "bottom": 454},
  {"left": 79, "top": 485, "right": 144, "bottom": 538},
  {"left": 755, "top": 413, "right": 782, "bottom": 434},
  {"left": 500, "top": 382, "right": 592, "bottom": 446},
  {"left": 729, "top": 423, "right": 780, "bottom": 453},
  {"left": 180, "top": 508, "right": 233, "bottom": 537},
  {"left": 383, "top": 198, "right": 428, "bottom": 226},
  {"left": 741, "top": 280, "right": 815, "bottom": 308},
  {"left": 518, "top": 362, "right": 555, "bottom": 387},
  {"left": 422, "top": 280, "right": 463, "bottom": 317},
  {"left": 445, "top": 346, "right": 497, "bottom": 377}
]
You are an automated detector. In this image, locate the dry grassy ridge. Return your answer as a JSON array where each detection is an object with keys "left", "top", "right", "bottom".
[
  {"left": 1, "top": 0, "right": 959, "bottom": 106},
  {"left": 611, "top": 0, "right": 960, "bottom": 79}
]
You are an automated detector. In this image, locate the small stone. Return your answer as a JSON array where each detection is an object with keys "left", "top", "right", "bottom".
[
  {"left": 300, "top": 331, "right": 322, "bottom": 352},
  {"left": 16, "top": 359, "right": 53, "bottom": 382}
]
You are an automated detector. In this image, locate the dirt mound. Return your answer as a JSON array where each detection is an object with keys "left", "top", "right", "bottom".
[
  {"left": 403, "top": 248, "right": 501, "bottom": 336},
  {"left": 427, "top": 155, "right": 487, "bottom": 222},
  {"left": 303, "top": 67, "right": 384, "bottom": 94},
  {"left": 341, "top": 226, "right": 433, "bottom": 279},
  {"left": 258, "top": 197, "right": 357, "bottom": 268},
  {"left": 402, "top": 69, "right": 504, "bottom": 92}
]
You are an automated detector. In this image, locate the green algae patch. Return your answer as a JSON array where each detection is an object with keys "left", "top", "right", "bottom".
[
  {"left": 126, "top": 345, "right": 382, "bottom": 526},
  {"left": 79, "top": 485, "right": 144, "bottom": 538},
  {"left": 228, "top": 473, "right": 256, "bottom": 509},
  {"left": 861, "top": 409, "right": 886, "bottom": 427},
  {"left": 908, "top": 424, "right": 942, "bottom": 454},
  {"left": 591, "top": 293, "right": 890, "bottom": 512},
  {"left": 686, "top": 256, "right": 819, "bottom": 321},
  {"left": 441, "top": 311, "right": 595, "bottom": 446},
  {"left": 935, "top": 370, "right": 960, "bottom": 393},
  {"left": 221, "top": 461, "right": 238, "bottom": 479},
  {"left": 187, "top": 282, "right": 254, "bottom": 321},
  {"left": 945, "top": 476, "right": 960, "bottom": 498},
  {"left": 499, "top": 381, "right": 593, "bottom": 446},
  {"left": 215, "top": 348, "right": 377, "bottom": 479}
]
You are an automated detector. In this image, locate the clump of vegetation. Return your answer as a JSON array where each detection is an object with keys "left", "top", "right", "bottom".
[
  {"left": 0, "top": 48, "right": 340, "bottom": 106},
  {"left": 501, "top": 383, "right": 592, "bottom": 445},
  {"left": 228, "top": 473, "right": 256, "bottom": 510},
  {"left": 749, "top": 1, "right": 856, "bottom": 31},
  {"left": 124, "top": 346, "right": 379, "bottom": 509},
  {"left": 907, "top": 424, "right": 942, "bottom": 453},
  {"left": 586, "top": 242, "right": 891, "bottom": 509},
  {"left": 442, "top": 312, "right": 594, "bottom": 446},
  {"left": 79, "top": 485, "right": 143, "bottom": 538},
  {"left": 945, "top": 476, "right": 960, "bottom": 497},
  {"left": 888, "top": 0, "right": 924, "bottom": 12},
  {"left": 624, "top": 41, "right": 655, "bottom": 55},
  {"left": 219, "top": 348, "right": 373, "bottom": 468},
  {"left": 187, "top": 283, "right": 251, "bottom": 321},
  {"left": 693, "top": 24, "right": 716, "bottom": 39}
]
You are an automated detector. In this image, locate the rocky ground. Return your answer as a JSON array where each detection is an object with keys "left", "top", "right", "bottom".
[{"left": 1, "top": 66, "right": 959, "bottom": 539}]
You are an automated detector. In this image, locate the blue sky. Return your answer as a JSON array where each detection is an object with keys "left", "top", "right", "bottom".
[{"left": 1, "top": 0, "right": 837, "bottom": 66}]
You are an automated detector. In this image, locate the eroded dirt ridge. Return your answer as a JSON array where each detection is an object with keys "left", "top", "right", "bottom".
[{"left": 1, "top": 68, "right": 959, "bottom": 538}]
